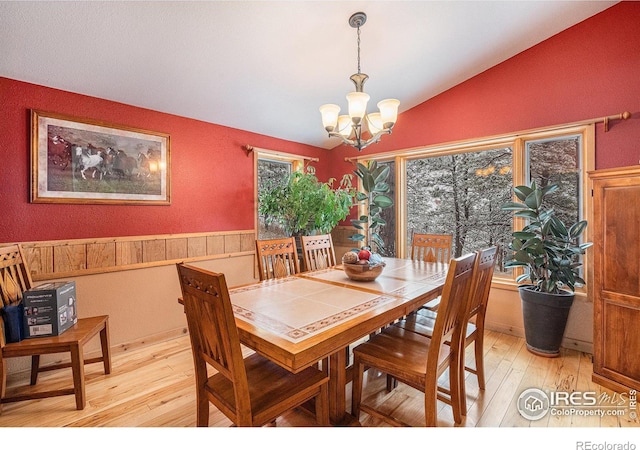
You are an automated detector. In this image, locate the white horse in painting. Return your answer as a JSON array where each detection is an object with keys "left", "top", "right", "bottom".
[{"left": 75, "top": 146, "right": 103, "bottom": 180}]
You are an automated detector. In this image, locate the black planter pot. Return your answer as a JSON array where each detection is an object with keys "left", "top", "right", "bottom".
[{"left": 518, "top": 285, "right": 574, "bottom": 358}]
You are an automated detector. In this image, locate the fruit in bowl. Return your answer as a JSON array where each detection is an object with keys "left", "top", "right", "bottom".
[
  {"left": 368, "top": 253, "right": 384, "bottom": 265},
  {"left": 341, "top": 251, "right": 359, "bottom": 264},
  {"left": 341, "top": 249, "right": 385, "bottom": 281}
]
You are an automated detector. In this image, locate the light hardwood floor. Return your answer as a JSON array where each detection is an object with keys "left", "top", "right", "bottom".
[{"left": 1, "top": 330, "right": 638, "bottom": 428}]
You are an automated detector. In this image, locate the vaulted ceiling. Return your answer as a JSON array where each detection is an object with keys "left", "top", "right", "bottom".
[{"left": 0, "top": 1, "right": 617, "bottom": 149}]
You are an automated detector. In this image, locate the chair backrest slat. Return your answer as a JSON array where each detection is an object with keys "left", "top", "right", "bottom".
[
  {"left": 467, "top": 246, "right": 498, "bottom": 320},
  {"left": 177, "top": 264, "right": 252, "bottom": 417},
  {"left": 301, "top": 234, "right": 336, "bottom": 271},
  {"left": 411, "top": 233, "right": 452, "bottom": 263},
  {"left": 255, "top": 238, "right": 300, "bottom": 280},
  {"left": 0, "top": 245, "right": 34, "bottom": 308}
]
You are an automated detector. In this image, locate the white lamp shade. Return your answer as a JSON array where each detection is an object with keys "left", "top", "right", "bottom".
[
  {"left": 366, "top": 112, "right": 383, "bottom": 134},
  {"left": 319, "top": 104, "right": 340, "bottom": 131},
  {"left": 346, "top": 92, "right": 370, "bottom": 123},
  {"left": 377, "top": 99, "right": 400, "bottom": 128},
  {"left": 337, "top": 115, "right": 353, "bottom": 137}
]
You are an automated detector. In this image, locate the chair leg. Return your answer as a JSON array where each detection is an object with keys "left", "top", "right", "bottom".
[
  {"left": 0, "top": 355, "right": 6, "bottom": 415},
  {"left": 100, "top": 319, "right": 112, "bottom": 375},
  {"left": 196, "top": 388, "right": 210, "bottom": 426},
  {"left": 70, "top": 344, "right": 86, "bottom": 410},
  {"left": 456, "top": 338, "right": 470, "bottom": 417},
  {"left": 385, "top": 374, "right": 398, "bottom": 392},
  {"left": 450, "top": 353, "right": 463, "bottom": 424},
  {"left": 30, "top": 355, "right": 40, "bottom": 385},
  {"left": 474, "top": 336, "right": 485, "bottom": 390},
  {"left": 424, "top": 377, "right": 438, "bottom": 427},
  {"left": 350, "top": 357, "right": 364, "bottom": 420},
  {"left": 316, "top": 384, "right": 330, "bottom": 426},
  {"left": 459, "top": 355, "right": 468, "bottom": 417}
]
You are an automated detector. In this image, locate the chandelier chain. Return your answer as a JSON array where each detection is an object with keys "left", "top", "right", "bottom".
[{"left": 356, "top": 25, "right": 361, "bottom": 74}]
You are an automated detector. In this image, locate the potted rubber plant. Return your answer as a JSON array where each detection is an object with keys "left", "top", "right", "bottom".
[
  {"left": 501, "top": 182, "right": 592, "bottom": 357},
  {"left": 342, "top": 160, "right": 393, "bottom": 281}
]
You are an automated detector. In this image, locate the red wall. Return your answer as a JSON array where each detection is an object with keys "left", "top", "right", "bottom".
[
  {"left": 0, "top": 78, "right": 329, "bottom": 243},
  {"left": 2, "top": 2, "right": 639, "bottom": 245},
  {"left": 329, "top": 2, "right": 640, "bottom": 176}
]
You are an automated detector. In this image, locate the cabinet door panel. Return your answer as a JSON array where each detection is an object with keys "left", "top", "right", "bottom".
[
  {"left": 603, "top": 301, "right": 640, "bottom": 381},
  {"left": 601, "top": 186, "right": 640, "bottom": 297}
]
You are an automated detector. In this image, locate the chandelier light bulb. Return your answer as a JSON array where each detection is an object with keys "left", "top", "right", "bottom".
[
  {"left": 346, "top": 91, "right": 370, "bottom": 124},
  {"left": 319, "top": 104, "right": 340, "bottom": 132},
  {"left": 366, "top": 112, "right": 383, "bottom": 134},
  {"left": 378, "top": 99, "right": 400, "bottom": 128},
  {"left": 337, "top": 115, "right": 353, "bottom": 138}
]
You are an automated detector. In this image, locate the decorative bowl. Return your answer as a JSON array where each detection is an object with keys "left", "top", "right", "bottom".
[{"left": 343, "top": 262, "right": 385, "bottom": 281}]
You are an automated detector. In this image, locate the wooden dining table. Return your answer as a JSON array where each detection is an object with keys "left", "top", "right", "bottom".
[{"left": 224, "top": 257, "right": 449, "bottom": 425}]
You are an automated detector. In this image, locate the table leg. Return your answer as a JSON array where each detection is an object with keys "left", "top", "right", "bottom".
[{"left": 329, "top": 348, "right": 347, "bottom": 424}]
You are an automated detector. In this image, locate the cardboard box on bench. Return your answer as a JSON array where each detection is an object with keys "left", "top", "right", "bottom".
[{"left": 22, "top": 281, "right": 77, "bottom": 338}]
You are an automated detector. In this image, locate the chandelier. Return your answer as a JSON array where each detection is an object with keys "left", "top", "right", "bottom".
[{"left": 319, "top": 12, "right": 400, "bottom": 152}]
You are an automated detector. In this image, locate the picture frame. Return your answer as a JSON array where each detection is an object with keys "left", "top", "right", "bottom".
[{"left": 30, "top": 110, "right": 171, "bottom": 205}]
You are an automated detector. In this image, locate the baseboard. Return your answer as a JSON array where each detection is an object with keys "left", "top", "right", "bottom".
[
  {"left": 560, "top": 336, "right": 593, "bottom": 355},
  {"left": 108, "top": 327, "right": 189, "bottom": 355},
  {"left": 486, "top": 321, "right": 593, "bottom": 355},
  {"left": 485, "top": 321, "right": 524, "bottom": 339}
]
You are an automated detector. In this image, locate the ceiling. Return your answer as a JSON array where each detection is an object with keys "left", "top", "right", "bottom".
[{"left": 0, "top": 1, "right": 617, "bottom": 149}]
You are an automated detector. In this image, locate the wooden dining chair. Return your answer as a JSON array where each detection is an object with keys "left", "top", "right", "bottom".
[
  {"left": 351, "top": 252, "right": 477, "bottom": 427},
  {"left": 176, "top": 263, "right": 330, "bottom": 426},
  {"left": 300, "top": 234, "right": 337, "bottom": 272},
  {"left": 410, "top": 233, "right": 453, "bottom": 312},
  {"left": 394, "top": 246, "right": 498, "bottom": 415},
  {"left": 255, "top": 237, "right": 301, "bottom": 281},
  {"left": 0, "top": 244, "right": 111, "bottom": 414},
  {"left": 410, "top": 232, "right": 452, "bottom": 263}
]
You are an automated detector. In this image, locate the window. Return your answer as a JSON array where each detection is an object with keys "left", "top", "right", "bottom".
[
  {"left": 406, "top": 147, "right": 513, "bottom": 273},
  {"left": 257, "top": 158, "right": 292, "bottom": 239},
  {"left": 355, "top": 124, "right": 593, "bottom": 285},
  {"left": 378, "top": 160, "right": 397, "bottom": 256},
  {"left": 255, "top": 150, "right": 307, "bottom": 240},
  {"left": 527, "top": 136, "right": 581, "bottom": 231}
]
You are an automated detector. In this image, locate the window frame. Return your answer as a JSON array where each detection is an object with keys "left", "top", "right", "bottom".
[
  {"left": 352, "top": 123, "right": 595, "bottom": 292},
  {"left": 254, "top": 149, "right": 306, "bottom": 240}
]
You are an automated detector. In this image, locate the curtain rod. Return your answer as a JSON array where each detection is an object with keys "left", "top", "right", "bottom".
[
  {"left": 243, "top": 145, "right": 319, "bottom": 162},
  {"left": 344, "top": 111, "right": 632, "bottom": 163}
]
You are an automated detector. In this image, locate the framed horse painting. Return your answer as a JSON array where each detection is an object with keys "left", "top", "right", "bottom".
[{"left": 30, "top": 110, "right": 171, "bottom": 205}]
